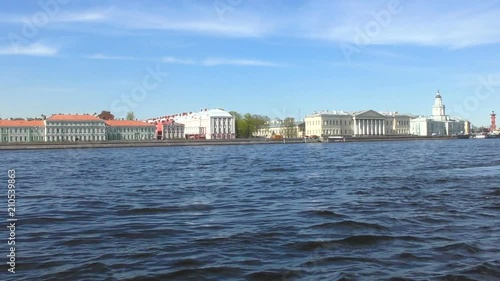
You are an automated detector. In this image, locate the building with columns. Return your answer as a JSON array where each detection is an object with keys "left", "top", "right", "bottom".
[
  {"left": 305, "top": 110, "right": 411, "bottom": 137},
  {"left": 146, "top": 108, "right": 235, "bottom": 139},
  {"left": 410, "top": 91, "right": 467, "bottom": 136},
  {"left": 158, "top": 120, "right": 185, "bottom": 140},
  {"left": 352, "top": 110, "right": 411, "bottom": 136}
]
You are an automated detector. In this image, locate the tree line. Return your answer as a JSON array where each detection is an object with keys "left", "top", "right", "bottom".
[
  {"left": 229, "top": 112, "right": 270, "bottom": 138},
  {"left": 229, "top": 112, "right": 298, "bottom": 138}
]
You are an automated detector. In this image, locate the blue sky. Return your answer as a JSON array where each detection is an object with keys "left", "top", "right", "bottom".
[{"left": 0, "top": 0, "right": 499, "bottom": 126}]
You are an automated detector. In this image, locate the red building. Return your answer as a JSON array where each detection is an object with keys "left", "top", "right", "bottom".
[{"left": 491, "top": 111, "right": 496, "bottom": 132}]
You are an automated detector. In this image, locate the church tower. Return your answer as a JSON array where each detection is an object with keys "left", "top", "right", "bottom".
[{"left": 432, "top": 90, "right": 446, "bottom": 121}]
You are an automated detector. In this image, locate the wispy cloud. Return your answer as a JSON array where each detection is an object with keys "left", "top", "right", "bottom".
[
  {"left": 0, "top": 4, "right": 273, "bottom": 38},
  {"left": 3, "top": 1, "right": 499, "bottom": 48},
  {"left": 85, "top": 54, "right": 140, "bottom": 60},
  {"left": 202, "top": 58, "right": 287, "bottom": 67},
  {"left": 0, "top": 11, "right": 108, "bottom": 24},
  {"left": 0, "top": 43, "right": 58, "bottom": 56},
  {"left": 301, "top": 0, "right": 500, "bottom": 48},
  {"left": 114, "top": 13, "right": 272, "bottom": 38},
  {"left": 82, "top": 54, "right": 284, "bottom": 67},
  {"left": 130, "top": 19, "right": 270, "bottom": 38},
  {"left": 159, "top": 56, "right": 286, "bottom": 67},
  {"left": 162, "top": 56, "right": 195, "bottom": 64},
  {"left": 55, "top": 11, "right": 108, "bottom": 23}
]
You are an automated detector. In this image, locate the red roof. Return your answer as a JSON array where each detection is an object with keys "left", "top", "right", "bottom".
[
  {"left": 0, "top": 120, "right": 44, "bottom": 127},
  {"left": 48, "top": 114, "right": 101, "bottom": 121},
  {"left": 105, "top": 120, "right": 155, "bottom": 127}
]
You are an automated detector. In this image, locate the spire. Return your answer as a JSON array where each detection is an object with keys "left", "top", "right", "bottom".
[{"left": 436, "top": 89, "right": 442, "bottom": 99}]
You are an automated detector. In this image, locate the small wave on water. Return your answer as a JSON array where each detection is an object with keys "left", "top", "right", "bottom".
[
  {"left": 439, "top": 164, "right": 500, "bottom": 177},
  {"left": 287, "top": 235, "right": 424, "bottom": 251},
  {"left": 300, "top": 209, "right": 346, "bottom": 218},
  {"left": 486, "top": 188, "right": 500, "bottom": 196},
  {"left": 434, "top": 242, "right": 484, "bottom": 254},
  {"left": 115, "top": 205, "right": 214, "bottom": 216},
  {"left": 6, "top": 140, "right": 500, "bottom": 281},
  {"left": 311, "top": 220, "right": 389, "bottom": 231}
]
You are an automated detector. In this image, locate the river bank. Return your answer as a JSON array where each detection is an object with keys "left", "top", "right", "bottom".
[{"left": 0, "top": 135, "right": 462, "bottom": 151}]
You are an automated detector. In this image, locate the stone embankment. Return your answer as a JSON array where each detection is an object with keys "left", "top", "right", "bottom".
[{"left": 0, "top": 136, "right": 457, "bottom": 151}]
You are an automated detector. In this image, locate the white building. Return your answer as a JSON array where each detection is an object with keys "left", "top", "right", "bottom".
[
  {"left": 45, "top": 114, "right": 106, "bottom": 142},
  {"left": 304, "top": 110, "right": 411, "bottom": 137},
  {"left": 105, "top": 120, "right": 156, "bottom": 141},
  {"left": 0, "top": 120, "right": 45, "bottom": 143},
  {"left": 148, "top": 109, "right": 235, "bottom": 140},
  {"left": 410, "top": 91, "right": 467, "bottom": 136},
  {"left": 162, "top": 120, "right": 185, "bottom": 140},
  {"left": 255, "top": 119, "right": 305, "bottom": 138}
]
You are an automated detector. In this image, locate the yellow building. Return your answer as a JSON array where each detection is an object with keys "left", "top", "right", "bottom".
[
  {"left": 254, "top": 119, "right": 304, "bottom": 138},
  {"left": 464, "top": 121, "right": 471, "bottom": 135},
  {"left": 304, "top": 110, "right": 411, "bottom": 137}
]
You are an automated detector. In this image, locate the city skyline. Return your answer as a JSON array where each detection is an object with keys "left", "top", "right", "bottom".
[{"left": 1, "top": 0, "right": 499, "bottom": 126}]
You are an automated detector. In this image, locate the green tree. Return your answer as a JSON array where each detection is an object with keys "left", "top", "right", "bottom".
[
  {"left": 243, "top": 114, "right": 270, "bottom": 137},
  {"left": 229, "top": 111, "right": 271, "bottom": 138},
  {"left": 126, "top": 112, "right": 135, "bottom": 120},
  {"left": 282, "top": 117, "right": 297, "bottom": 138},
  {"left": 230, "top": 111, "right": 248, "bottom": 138}
]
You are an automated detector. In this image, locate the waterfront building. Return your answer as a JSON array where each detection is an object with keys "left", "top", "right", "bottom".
[
  {"left": 354, "top": 111, "right": 411, "bottom": 136},
  {"left": 161, "top": 120, "right": 185, "bottom": 140},
  {"left": 45, "top": 114, "right": 106, "bottom": 142},
  {"left": 147, "top": 109, "right": 235, "bottom": 139},
  {"left": 464, "top": 121, "right": 471, "bottom": 135},
  {"left": 304, "top": 110, "right": 411, "bottom": 137},
  {"left": 0, "top": 120, "right": 45, "bottom": 143},
  {"left": 255, "top": 119, "right": 305, "bottom": 138},
  {"left": 410, "top": 91, "right": 467, "bottom": 136},
  {"left": 105, "top": 120, "right": 156, "bottom": 141},
  {"left": 1, "top": 114, "right": 155, "bottom": 143}
]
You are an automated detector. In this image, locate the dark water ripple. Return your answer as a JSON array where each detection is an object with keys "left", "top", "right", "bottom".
[{"left": 1, "top": 139, "right": 500, "bottom": 280}]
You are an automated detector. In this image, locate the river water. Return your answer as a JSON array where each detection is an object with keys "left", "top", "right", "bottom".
[{"left": 2, "top": 139, "right": 499, "bottom": 280}]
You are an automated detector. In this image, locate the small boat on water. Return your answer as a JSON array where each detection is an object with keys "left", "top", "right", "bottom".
[
  {"left": 472, "top": 133, "right": 498, "bottom": 139},
  {"left": 327, "top": 136, "right": 346, "bottom": 143},
  {"left": 455, "top": 134, "right": 471, "bottom": 139}
]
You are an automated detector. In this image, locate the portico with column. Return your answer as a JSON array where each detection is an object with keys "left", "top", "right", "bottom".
[{"left": 353, "top": 110, "right": 386, "bottom": 136}]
